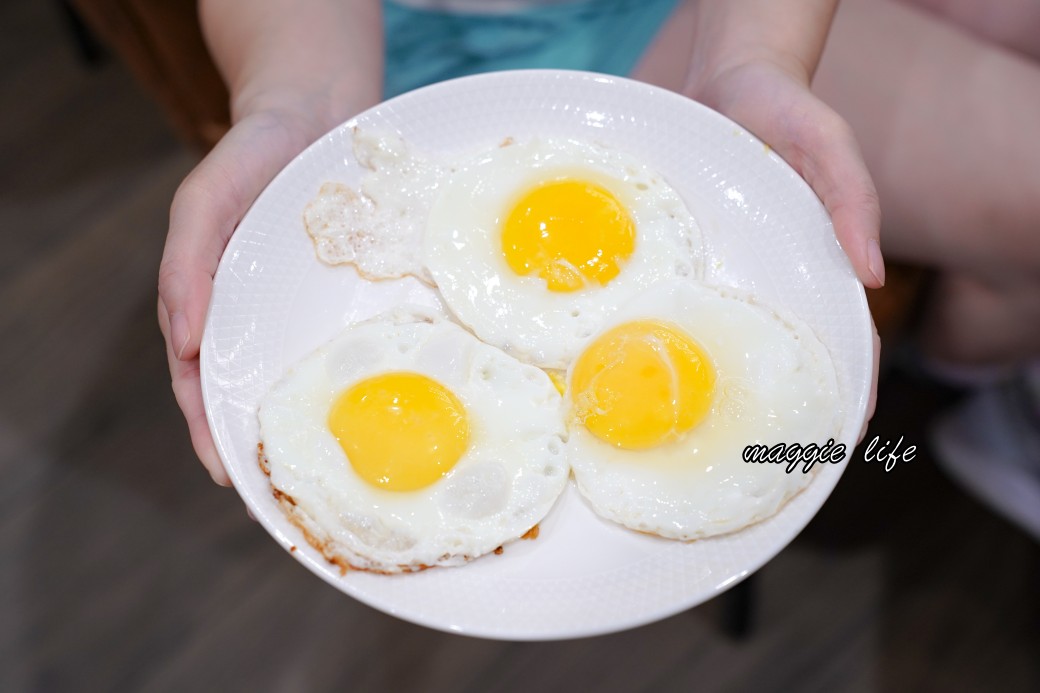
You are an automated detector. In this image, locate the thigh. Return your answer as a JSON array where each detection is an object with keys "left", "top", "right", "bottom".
[
  {"left": 897, "top": 0, "right": 1040, "bottom": 60},
  {"left": 813, "top": 0, "right": 1040, "bottom": 281}
]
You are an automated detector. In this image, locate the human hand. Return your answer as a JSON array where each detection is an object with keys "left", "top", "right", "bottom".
[
  {"left": 687, "top": 59, "right": 884, "bottom": 289},
  {"left": 157, "top": 108, "right": 328, "bottom": 485},
  {"left": 686, "top": 59, "right": 882, "bottom": 440}
]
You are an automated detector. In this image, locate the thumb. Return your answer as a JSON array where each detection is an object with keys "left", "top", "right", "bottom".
[
  {"left": 158, "top": 111, "right": 311, "bottom": 483},
  {"left": 784, "top": 102, "right": 885, "bottom": 289}
]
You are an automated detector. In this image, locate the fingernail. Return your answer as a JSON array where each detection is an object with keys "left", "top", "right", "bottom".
[
  {"left": 171, "top": 312, "right": 191, "bottom": 360},
  {"left": 866, "top": 238, "right": 886, "bottom": 287}
]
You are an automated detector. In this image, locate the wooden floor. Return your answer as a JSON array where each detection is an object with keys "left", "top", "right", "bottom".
[{"left": 1, "top": 2, "right": 1037, "bottom": 691}]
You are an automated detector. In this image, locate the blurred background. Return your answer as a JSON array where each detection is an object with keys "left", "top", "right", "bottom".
[{"left": 1, "top": 1, "right": 1037, "bottom": 691}]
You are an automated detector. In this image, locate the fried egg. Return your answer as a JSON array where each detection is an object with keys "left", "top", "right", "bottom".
[
  {"left": 258, "top": 310, "right": 569, "bottom": 573},
  {"left": 304, "top": 129, "right": 444, "bottom": 283},
  {"left": 565, "top": 281, "right": 842, "bottom": 540},
  {"left": 425, "top": 137, "right": 703, "bottom": 368}
]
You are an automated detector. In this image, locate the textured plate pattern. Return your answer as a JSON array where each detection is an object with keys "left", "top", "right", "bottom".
[{"left": 201, "top": 70, "right": 872, "bottom": 640}]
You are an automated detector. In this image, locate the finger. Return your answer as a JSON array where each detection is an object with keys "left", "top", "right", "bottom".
[
  {"left": 158, "top": 112, "right": 307, "bottom": 363},
  {"left": 790, "top": 105, "right": 885, "bottom": 289},
  {"left": 158, "top": 168, "right": 238, "bottom": 364},
  {"left": 159, "top": 298, "right": 232, "bottom": 486}
]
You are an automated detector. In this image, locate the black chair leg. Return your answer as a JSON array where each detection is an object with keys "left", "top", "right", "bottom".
[
  {"left": 55, "top": 0, "right": 106, "bottom": 66},
  {"left": 722, "top": 573, "right": 756, "bottom": 639}
]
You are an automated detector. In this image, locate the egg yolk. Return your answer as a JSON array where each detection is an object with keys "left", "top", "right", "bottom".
[
  {"left": 502, "top": 179, "right": 636, "bottom": 292},
  {"left": 328, "top": 372, "right": 469, "bottom": 491},
  {"left": 570, "top": 320, "right": 715, "bottom": 450}
]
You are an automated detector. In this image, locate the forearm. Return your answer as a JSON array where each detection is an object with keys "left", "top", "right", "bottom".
[
  {"left": 200, "top": 0, "right": 383, "bottom": 131},
  {"left": 687, "top": 0, "right": 839, "bottom": 89}
]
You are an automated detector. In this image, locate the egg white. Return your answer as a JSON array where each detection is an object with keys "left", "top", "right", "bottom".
[
  {"left": 566, "top": 281, "right": 842, "bottom": 540},
  {"left": 424, "top": 137, "right": 703, "bottom": 369},
  {"left": 303, "top": 129, "right": 444, "bottom": 283},
  {"left": 258, "top": 309, "right": 569, "bottom": 573}
]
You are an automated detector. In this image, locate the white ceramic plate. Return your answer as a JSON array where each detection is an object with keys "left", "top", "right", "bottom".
[{"left": 201, "top": 70, "right": 873, "bottom": 640}]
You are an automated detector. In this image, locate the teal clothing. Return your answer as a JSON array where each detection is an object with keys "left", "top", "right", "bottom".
[{"left": 383, "top": 0, "right": 682, "bottom": 98}]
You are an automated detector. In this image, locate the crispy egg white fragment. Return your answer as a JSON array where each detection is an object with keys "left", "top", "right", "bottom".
[
  {"left": 565, "top": 281, "right": 843, "bottom": 541},
  {"left": 425, "top": 137, "right": 704, "bottom": 369},
  {"left": 303, "top": 129, "right": 444, "bottom": 283},
  {"left": 258, "top": 309, "right": 569, "bottom": 574}
]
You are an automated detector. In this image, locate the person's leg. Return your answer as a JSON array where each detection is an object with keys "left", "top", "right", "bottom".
[{"left": 897, "top": 0, "right": 1040, "bottom": 61}]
